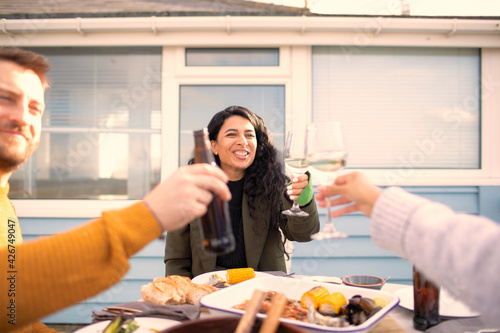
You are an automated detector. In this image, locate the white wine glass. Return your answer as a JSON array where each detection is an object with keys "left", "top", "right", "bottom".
[
  {"left": 306, "top": 121, "right": 348, "bottom": 239},
  {"left": 282, "top": 130, "right": 309, "bottom": 217}
]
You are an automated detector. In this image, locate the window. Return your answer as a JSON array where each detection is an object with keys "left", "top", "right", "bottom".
[
  {"left": 185, "top": 48, "right": 279, "bottom": 66},
  {"left": 9, "top": 47, "right": 162, "bottom": 199},
  {"left": 312, "top": 46, "right": 481, "bottom": 170},
  {"left": 179, "top": 85, "right": 286, "bottom": 166}
]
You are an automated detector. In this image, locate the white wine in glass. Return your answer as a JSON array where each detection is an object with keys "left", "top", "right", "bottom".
[
  {"left": 306, "top": 122, "right": 348, "bottom": 239},
  {"left": 282, "top": 130, "right": 309, "bottom": 217}
]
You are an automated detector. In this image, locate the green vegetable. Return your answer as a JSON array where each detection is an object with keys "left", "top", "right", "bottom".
[
  {"left": 102, "top": 314, "right": 123, "bottom": 333},
  {"left": 122, "top": 318, "right": 139, "bottom": 333},
  {"left": 102, "top": 313, "right": 139, "bottom": 333}
]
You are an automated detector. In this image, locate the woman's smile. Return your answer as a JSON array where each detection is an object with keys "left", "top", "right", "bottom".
[{"left": 233, "top": 149, "right": 250, "bottom": 158}]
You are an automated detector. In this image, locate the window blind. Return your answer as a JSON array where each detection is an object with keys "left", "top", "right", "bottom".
[
  {"left": 9, "top": 47, "right": 162, "bottom": 199},
  {"left": 312, "top": 46, "right": 480, "bottom": 169}
]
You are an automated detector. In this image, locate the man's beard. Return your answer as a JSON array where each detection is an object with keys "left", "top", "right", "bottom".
[{"left": 0, "top": 140, "right": 39, "bottom": 173}]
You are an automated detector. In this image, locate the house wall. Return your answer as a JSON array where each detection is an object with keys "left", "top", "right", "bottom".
[
  {"left": 3, "top": 15, "right": 500, "bottom": 325},
  {"left": 292, "top": 186, "right": 489, "bottom": 284}
]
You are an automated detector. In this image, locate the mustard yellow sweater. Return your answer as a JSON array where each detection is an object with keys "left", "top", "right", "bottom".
[{"left": 0, "top": 192, "right": 162, "bottom": 333}]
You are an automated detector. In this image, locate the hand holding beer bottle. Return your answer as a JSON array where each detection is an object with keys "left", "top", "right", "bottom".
[{"left": 193, "top": 128, "right": 236, "bottom": 254}]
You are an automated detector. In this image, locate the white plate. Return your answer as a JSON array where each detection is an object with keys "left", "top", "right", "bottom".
[
  {"left": 393, "top": 286, "right": 480, "bottom": 318},
  {"left": 73, "top": 317, "right": 181, "bottom": 333},
  {"left": 191, "top": 270, "right": 273, "bottom": 285},
  {"left": 200, "top": 276, "right": 400, "bottom": 333},
  {"left": 300, "top": 275, "right": 342, "bottom": 284}
]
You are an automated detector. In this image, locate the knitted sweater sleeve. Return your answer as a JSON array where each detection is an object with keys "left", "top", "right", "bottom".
[
  {"left": 0, "top": 202, "right": 162, "bottom": 333},
  {"left": 371, "top": 187, "right": 500, "bottom": 326}
]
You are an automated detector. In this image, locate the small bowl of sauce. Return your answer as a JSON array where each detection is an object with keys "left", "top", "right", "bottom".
[{"left": 341, "top": 275, "right": 386, "bottom": 290}]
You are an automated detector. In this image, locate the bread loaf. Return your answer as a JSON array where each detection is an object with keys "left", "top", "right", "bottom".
[{"left": 141, "top": 275, "right": 217, "bottom": 305}]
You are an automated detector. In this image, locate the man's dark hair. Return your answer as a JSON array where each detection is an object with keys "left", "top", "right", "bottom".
[{"left": 0, "top": 47, "right": 50, "bottom": 88}]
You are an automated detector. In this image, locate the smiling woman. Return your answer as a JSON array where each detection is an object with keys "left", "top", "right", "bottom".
[
  {"left": 165, "top": 105, "right": 320, "bottom": 279},
  {"left": 210, "top": 115, "right": 257, "bottom": 181}
]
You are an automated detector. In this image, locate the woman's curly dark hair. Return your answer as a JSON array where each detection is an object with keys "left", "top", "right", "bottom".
[{"left": 207, "top": 106, "right": 289, "bottom": 237}]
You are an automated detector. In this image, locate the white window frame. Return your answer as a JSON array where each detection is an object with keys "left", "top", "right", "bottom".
[
  {"left": 162, "top": 45, "right": 298, "bottom": 178},
  {"left": 6, "top": 16, "right": 500, "bottom": 218}
]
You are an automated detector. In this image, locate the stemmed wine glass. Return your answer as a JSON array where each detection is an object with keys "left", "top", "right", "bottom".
[
  {"left": 306, "top": 121, "right": 348, "bottom": 239},
  {"left": 282, "top": 130, "right": 309, "bottom": 217}
]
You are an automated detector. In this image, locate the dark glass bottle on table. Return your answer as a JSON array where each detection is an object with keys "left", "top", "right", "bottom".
[
  {"left": 413, "top": 265, "right": 440, "bottom": 331},
  {"left": 193, "top": 128, "right": 235, "bottom": 255}
]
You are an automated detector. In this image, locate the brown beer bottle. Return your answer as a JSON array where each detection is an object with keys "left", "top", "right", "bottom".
[
  {"left": 193, "top": 128, "right": 235, "bottom": 254},
  {"left": 413, "top": 265, "right": 440, "bottom": 331}
]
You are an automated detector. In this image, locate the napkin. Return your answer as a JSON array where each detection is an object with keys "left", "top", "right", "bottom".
[
  {"left": 289, "top": 171, "right": 313, "bottom": 206},
  {"left": 425, "top": 316, "right": 496, "bottom": 333},
  {"left": 92, "top": 301, "right": 200, "bottom": 323}
]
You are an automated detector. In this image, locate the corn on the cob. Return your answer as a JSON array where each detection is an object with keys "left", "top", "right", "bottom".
[
  {"left": 226, "top": 268, "right": 255, "bottom": 284},
  {"left": 318, "top": 291, "right": 347, "bottom": 314},
  {"left": 300, "top": 286, "right": 329, "bottom": 309}
]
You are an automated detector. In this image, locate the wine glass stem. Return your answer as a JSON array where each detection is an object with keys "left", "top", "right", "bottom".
[
  {"left": 291, "top": 201, "right": 301, "bottom": 212},
  {"left": 325, "top": 197, "right": 334, "bottom": 228}
]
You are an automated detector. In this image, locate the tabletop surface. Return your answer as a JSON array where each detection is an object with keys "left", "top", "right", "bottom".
[
  {"left": 379, "top": 283, "right": 421, "bottom": 333},
  {"left": 72, "top": 273, "right": 488, "bottom": 333}
]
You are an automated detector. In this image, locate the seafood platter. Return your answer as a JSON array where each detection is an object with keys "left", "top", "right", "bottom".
[{"left": 200, "top": 276, "right": 399, "bottom": 333}]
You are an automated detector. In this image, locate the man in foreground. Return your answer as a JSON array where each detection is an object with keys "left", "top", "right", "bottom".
[{"left": 0, "top": 47, "right": 231, "bottom": 333}]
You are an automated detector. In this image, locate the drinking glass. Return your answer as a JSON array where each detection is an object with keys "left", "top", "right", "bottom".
[
  {"left": 306, "top": 122, "right": 348, "bottom": 239},
  {"left": 282, "top": 130, "right": 309, "bottom": 217}
]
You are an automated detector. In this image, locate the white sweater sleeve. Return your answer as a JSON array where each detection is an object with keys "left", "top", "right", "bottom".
[{"left": 371, "top": 187, "right": 500, "bottom": 326}]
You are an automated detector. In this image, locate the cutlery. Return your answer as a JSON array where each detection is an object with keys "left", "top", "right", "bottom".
[
  {"left": 103, "top": 306, "right": 142, "bottom": 316},
  {"left": 259, "top": 292, "right": 287, "bottom": 333},
  {"left": 235, "top": 289, "right": 266, "bottom": 333}
]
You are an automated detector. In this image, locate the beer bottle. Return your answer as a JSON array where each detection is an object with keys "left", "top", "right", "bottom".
[
  {"left": 193, "top": 128, "right": 235, "bottom": 254},
  {"left": 413, "top": 265, "right": 440, "bottom": 331}
]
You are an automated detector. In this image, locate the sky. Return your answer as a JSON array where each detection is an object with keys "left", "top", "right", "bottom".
[{"left": 248, "top": 0, "right": 500, "bottom": 16}]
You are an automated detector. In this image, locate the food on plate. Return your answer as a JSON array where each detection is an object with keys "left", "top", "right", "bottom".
[
  {"left": 205, "top": 268, "right": 257, "bottom": 288},
  {"left": 372, "top": 295, "right": 390, "bottom": 308},
  {"left": 102, "top": 312, "right": 139, "bottom": 333},
  {"left": 141, "top": 275, "right": 217, "bottom": 305},
  {"left": 307, "top": 305, "right": 349, "bottom": 328},
  {"left": 208, "top": 273, "right": 229, "bottom": 288},
  {"left": 318, "top": 292, "right": 347, "bottom": 314},
  {"left": 226, "top": 267, "right": 256, "bottom": 284},
  {"left": 186, "top": 283, "right": 219, "bottom": 305},
  {"left": 347, "top": 295, "right": 382, "bottom": 325},
  {"left": 233, "top": 287, "right": 384, "bottom": 328},
  {"left": 300, "top": 286, "right": 329, "bottom": 309},
  {"left": 234, "top": 291, "right": 308, "bottom": 321}
]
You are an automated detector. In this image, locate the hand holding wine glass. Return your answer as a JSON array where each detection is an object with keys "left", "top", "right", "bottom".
[
  {"left": 306, "top": 121, "right": 348, "bottom": 239},
  {"left": 282, "top": 130, "right": 309, "bottom": 217}
]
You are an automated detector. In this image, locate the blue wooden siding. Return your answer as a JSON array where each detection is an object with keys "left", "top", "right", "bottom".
[
  {"left": 15, "top": 185, "right": 499, "bottom": 324},
  {"left": 291, "top": 186, "right": 481, "bottom": 286}
]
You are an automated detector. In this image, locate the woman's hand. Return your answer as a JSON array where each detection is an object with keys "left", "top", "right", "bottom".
[
  {"left": 144, "top": 164, "right": 231, "bottom": 231},
  {"left": 286, "top": 173, "right": 309, "bottom": 201},
  {"left": 315, "top": 171, "right": 382, "bottom": 217}
]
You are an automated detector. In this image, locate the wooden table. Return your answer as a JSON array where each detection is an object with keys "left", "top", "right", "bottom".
[
  {"left": 368, "top": 314, "right": 406, "bottom": 333},
  {"left": 373, "top": 283, "right": 421, "bottom": 333}
]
